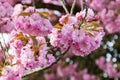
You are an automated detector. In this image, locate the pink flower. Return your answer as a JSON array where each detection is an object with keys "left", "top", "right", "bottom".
[
  {"left": 68, "top": 16, "right": 78, "bottom": 25},
  {"left": 0, "top": 65, "right": 25, "bottom": 80},
  {"left": 71, "top": 36, "right": 97, "bottom": 56},
  {"left": 87, "top": 0, "right": 105, "bottom": 11},
  {"left": 72, "top": 29, "right": 85, "bottom": 42},
  {"left": 59, "top": 14, "right": 70, "bottom": 25},
  {"left": 20, "top": 46, "right": 38, "bottom": 70},
  {"left": 43, "top": 0, "right": 52, "bottom": 3},
  {"left": 61, "top": 24, "right": 74, "bottom": 41},
  {"left": 46, "top": 54, "right": 55, "bottom": 66},
  {"left": 38, "top": 53, "right": 47, "bottom": 67},
  {"left": 12, "top": 4, "right": 23, "bottom": 18},
  {"left": 96, "top": 56, "right": 120, "bottom": 78},
  {"left": 59, "top": 14, "right": 78, "bottom": 25},
  {"left": 49, "top": 28, "right": 60, "bottom": 47},
  {"left": 44, "top": 73, "right": 59, "bottom": 80},
  {"left": 95, "top": 56, "right": 106, "bottom": 70},
  {"left": 0, "top": 20, "right": 14, "bottom": 33},
  {"left": 6, "top": 0, "right": 16, "bottom": 5},
  {"left": 10, "top": 40, "right": 23, "bottom": 57},
  {"left": 0, "top": 5, "right": 6, "bottom": 18},
  {"left": 57, "top": 64, "right": 77, "bottom": 77},
  {"left": 76, "top": 8, "right": 95, "bottom": 21}
]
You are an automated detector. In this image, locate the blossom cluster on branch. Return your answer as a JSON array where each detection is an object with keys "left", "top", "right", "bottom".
[
  {"left": 45, "top": 63, "right": 99, "bottom": 80},
  {"left": 86, "top": 0, "right": 120, "bottom": 33},
  {"left": 0, "top": 0, "right": 120, "bottom": 80},
  {"left": 49, "top": 8, "right": 104, "bottom": 56},
  {"left": 96, "top": 56, "right": 120, "bottom": 78}
]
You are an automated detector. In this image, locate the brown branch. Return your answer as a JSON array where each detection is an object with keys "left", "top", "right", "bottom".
[
  {"left": 34, "top": 2, "right": 81, "bottom": 14},
  {"left": 17, "top": 0, "right": 81, "bottom": 14},
  {"left": 36, "top": 3, "right": 67, "bottom": 12},
  {"left": 60, "top": 0, "right": 69, "bottom": 13}
]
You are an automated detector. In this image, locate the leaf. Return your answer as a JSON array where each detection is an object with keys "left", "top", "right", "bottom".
[
  {"left": 81, "top": 21, "right": 101, "bottom": 36},
  {"left": 54, "top": 23, "right": 63, "bottom": 29},
  {"left": 63, "top": 15, "right": 69, "bottom": 24},
  {"left": 23, "top": 5, "right": 28, "bottom": 9},
  {"left": 86, "top": 30, "right": 95, "bottom": 36},
  {"left": 91, "top": 21, "right": 100, "bottom": 27},
  {"left": 19, "top": 12, "right": 31, "bottom": 16},
  {"left": 13, "top": 32, "right": 28, "bottom": 46},
  {"left": 39, "top": 12, "right": 49, "bottom": 18}
]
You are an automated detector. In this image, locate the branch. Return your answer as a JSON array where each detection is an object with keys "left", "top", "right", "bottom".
[
  {"left": 79, "top": 0, "right": 88, "bottom": 29},
  {"left": 70, "top": 0, "right": 77, "bottom": 14},
  {"left": 34, "top": 2, "right": 80, "bottom": 14},
  {"left": 81, "top": 0, "right": 86, "bottom": 11},
  {"left": 22, "top": 46, "right": 70, "bottom": 78},
  {"left": 60, "top": 0, "right": 69, "bottom": 13}
]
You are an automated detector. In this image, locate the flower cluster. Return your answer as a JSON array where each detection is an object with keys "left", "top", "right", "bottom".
[
  {"left": 0, "top": 0, "right": 106, "bottom": 80},
  {"left": 96, "top": 56, "right": 120, "bottom": 78},
  {"left": 14, "top": 7, "right": 52, "bottom": 36},
  {"left": 10, "top": 31, "right": 55, "bottom": 69},
  {"left": 49, "top": 8, "right": 104, "bottom": 56},
  {"left": 45, "top": 64, "right": 99, "bottom": 80},
  {"left": 0, "top": 0, "right": 14, "bottom": 33},
  {"left": 0, "top": 31, "right": 55, "bottom": 79},
  {"left": 87, "top": 0, "right": 120, "bottom": 33},
  {"left": 0, "top": 65, "right": 24, "bottom": 80},
  {"left": 0, "top": 2, "right": 55, "bottom": 79}
]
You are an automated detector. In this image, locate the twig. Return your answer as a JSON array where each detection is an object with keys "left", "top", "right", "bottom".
[
  {"left": 70, "top": 0, "right": 77, "bottom": 14},
  {"left": 60, "top": 0, "right": 69, "bottom": 13},
  {"left": 79, "top": 0, "right": 88, "bottom": 29},
  {"left": 1, "top": 33, "right": 9, "bottom": 54},
  {"left": 32, "top": 0, "right": 36, "bottom": 8},
  {"left": 34, "top": 2, "right": 80, "bottom": 14},
  {"left": 81, "top": 0, "right": 86, "bottom": 11},
  {"left": 0, "top": 42, "right": 6, "bottom": 59},
  {"left": 22, "top": 46, "right": 70, "bottom": 78}
]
